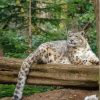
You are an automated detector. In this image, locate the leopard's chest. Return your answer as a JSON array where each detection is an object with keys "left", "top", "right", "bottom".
[{"left": 68, "top": 48, "right": 90, "bottom": 64}]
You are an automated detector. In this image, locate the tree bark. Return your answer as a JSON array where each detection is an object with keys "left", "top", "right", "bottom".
[
  {"left": 0, "top": 57, "right": 99, "bottom": 88},
  {"left": 95, "top": 0, "right": 100, "bottom": 58},
  {"left": 28, "top": 0, "right": 32, "bottom": 50}
]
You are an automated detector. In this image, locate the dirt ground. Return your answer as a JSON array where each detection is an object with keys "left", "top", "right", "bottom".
[
  {"left": 23, "top": 89, "right": 98, "bottom": 100},
  {"left": 0, "top": 89, "right": 98, "bottom": 100}
]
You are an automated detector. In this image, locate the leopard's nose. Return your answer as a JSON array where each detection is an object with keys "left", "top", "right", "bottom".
[{"left": 70, "top": 40, "right": 73, "bottom": 42}]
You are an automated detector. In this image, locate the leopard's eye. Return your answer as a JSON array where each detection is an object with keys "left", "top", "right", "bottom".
[{"left": 75, "top": 36, "right": 78, "bottom": 37}]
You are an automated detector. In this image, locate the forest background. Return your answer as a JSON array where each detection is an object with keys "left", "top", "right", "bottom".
[{"left": 0, "top": 0, "right": 98, "bottom": 98}]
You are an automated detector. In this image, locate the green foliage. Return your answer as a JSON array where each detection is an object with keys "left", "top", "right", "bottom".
[
  {"left": 66, "top": 0, "right": 95, "bottom": 28},
  {"left": 0, "top": 0, "right": 98, "bottom": 98},
  {"left": 0, "top": 30, "right": 28, "bottom": 58},
  {"left": 0, "top": 84, "right": 56, "bottom": 98},
  {"left": 87, "top": 28, "right": 98, "bottom": 54}
]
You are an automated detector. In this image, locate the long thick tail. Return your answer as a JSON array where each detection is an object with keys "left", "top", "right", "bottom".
[{"left": 12, "top": 52, "right": 36, "bottom": 100}]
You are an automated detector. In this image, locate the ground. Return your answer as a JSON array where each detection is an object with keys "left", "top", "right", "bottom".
[{"left": 0, "top": 89, "right": 98, "bottom": 100}]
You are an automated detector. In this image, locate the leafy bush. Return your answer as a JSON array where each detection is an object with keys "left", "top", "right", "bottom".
[
  {"left": 0, "top": 30, "right": 28, "bottom": 58},
  {"left": 0, "top": 84, "right": 56, "bottom": 98}
]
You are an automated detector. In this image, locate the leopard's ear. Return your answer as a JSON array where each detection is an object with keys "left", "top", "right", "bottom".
[{"left": 80, "top": 31, "right": 88, "bottom": 40}]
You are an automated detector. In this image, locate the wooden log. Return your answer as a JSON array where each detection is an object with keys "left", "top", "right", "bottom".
[{"left": 0, "top": 57, "right": 99, "bottom": 88}]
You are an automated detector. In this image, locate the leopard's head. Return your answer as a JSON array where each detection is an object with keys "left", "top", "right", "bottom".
[{"left": 67, "top": 31, "right": 88, "bottom": 48}]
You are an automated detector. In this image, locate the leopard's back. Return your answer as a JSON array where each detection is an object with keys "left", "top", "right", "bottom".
[{"left": 35, "top": 40, "right": 71, "bottom": 64}]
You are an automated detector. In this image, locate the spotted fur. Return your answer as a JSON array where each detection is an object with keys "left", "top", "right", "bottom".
[
  {"left": 12, "top": 31, "right": 99, "bottom": 100},
  {"left": 67, "top": 31, "right": 99, "bottom": 65}
]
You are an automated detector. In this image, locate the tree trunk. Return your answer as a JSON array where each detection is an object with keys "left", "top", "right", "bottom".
[
  {"left": 28, "top": 0, "right": 32, "bottom": 51},
  {"left": 94, "top": 0, "right": 100, "bottom": 58}
]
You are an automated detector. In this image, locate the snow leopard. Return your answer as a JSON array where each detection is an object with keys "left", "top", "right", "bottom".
[{"left": 12, "top": 31, "right": 99, "bottom": 100}]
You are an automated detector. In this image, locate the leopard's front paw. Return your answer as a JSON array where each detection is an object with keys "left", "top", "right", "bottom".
[{"left": 89, "top": 59, "right": 100, "bottom": 65}]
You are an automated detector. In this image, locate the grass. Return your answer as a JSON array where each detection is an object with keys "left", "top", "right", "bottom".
[{"left": 0, "top": 84, "right": 56, "bottom": 98}]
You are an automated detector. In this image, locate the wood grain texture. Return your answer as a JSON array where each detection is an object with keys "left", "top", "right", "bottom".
[{"left": 0, "top": 57, "right": 99, "bottom": 88}]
